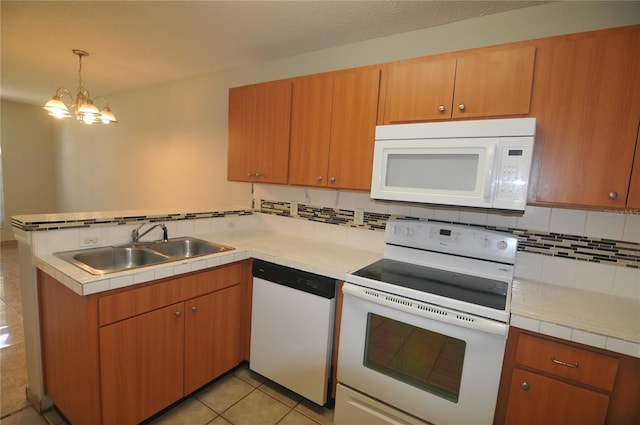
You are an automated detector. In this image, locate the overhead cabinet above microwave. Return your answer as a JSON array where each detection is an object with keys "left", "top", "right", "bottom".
[
  {"left": 370, "top": 118, "right": 536, "bottom": 212},
  {"left": 383, "top": 46, "right": 536, "bottom": 123}
]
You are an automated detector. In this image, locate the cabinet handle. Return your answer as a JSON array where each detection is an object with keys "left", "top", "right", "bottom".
[
  {"left": 329, "top": 177, "right": 336, "bottom": 183},
  {"left": 174, "top": 311, "right": 182, "bottom": 317},
  {"left": 191, "top": 306, "right": 198, "bottom": 313},
  {"left": 608, "top": 191, "right": 618, "bottom": 200},
  {"left": 438, "top": 105, "right": 446, "bottom": 112},
  {"left": 317, "top": 175, "right": 323, "bottom": 182},
  {"left": 520, "top": 381, "right": 530, "bottom": 391},
  {"left": 551, "top": 356, "right": 579, "bottom": 368},
  {"left": 458, "top": 104, "right": 466, "bottom": 111},
  {"left": 255, "top": 172, "right": 262, "bottom": 178},
  {"left": 247, "top": 172, "right": 253, "bottom": 178}
]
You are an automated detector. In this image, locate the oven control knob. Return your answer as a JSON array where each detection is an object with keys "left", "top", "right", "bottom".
[
  {"left": 497, "top": 240, "right": 509, "bottom": 250},
  {"left": 480, "top": 238, "right": 490, "bottom": 248}
]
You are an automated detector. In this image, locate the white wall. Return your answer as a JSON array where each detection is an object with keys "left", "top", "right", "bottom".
[
  {"left": 0, "top": 100, "right": 58, "bottom": 241},
  {"left": 11, "top": 1, "right": 640, "bottom": 216}
]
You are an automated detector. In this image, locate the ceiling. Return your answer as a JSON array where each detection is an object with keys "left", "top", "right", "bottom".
[{"left": 1, "top": 1, "right": 546, "bottom": 106}]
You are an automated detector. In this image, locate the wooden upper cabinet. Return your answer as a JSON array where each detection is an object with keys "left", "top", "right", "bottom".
[
  {"left": 452, "top": 46, "right": 535, "bottom": 118},
  {"left": 328, "top": 66, "right": 381, "bottom": 190},
  {"left": 383, "top": 46, "right": 535, "bottom": 123},
  {"left": 385, "top": 58, "right": 456, "bottom": 122},
  {"left": 227, "top": 80, "right": 292, "bottom": 184},
  {"left": 530, "top": 25, "right": 640, "bottom": 208},
  {"left": 288, "top": 75, "right": 334, "bottom": 187},
  {"left": 289, "top": 66, "right": 381, "bottom": 190}
]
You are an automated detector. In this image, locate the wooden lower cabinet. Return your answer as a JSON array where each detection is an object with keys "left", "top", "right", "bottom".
[
  {"left": 184, "top": 285, "right": 243, "bottom": 394},
  {"left": 101, "top": 303, "right": 185, "bottom": 425},
  {"left": 494, "top": 327, "right": 640, "bottom": 425},
  {"left": 504, "top": 368, "right": 609, "bottom": 425},
  {"left": 38, "top": 260, "right": 251, "bottom": 425}
]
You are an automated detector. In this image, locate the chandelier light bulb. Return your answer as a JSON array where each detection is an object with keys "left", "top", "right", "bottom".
[{"left": 43, "top": 49, "right": 117, "bottom": 125}]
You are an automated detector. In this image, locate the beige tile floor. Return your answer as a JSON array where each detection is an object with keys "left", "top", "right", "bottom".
[{"left": 0, "top": 242, "right": 334, "bottom": 425}]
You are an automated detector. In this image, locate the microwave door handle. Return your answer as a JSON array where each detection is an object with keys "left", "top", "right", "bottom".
[{"left": 484, "top": 145, "right": 498, "bottom": 201}]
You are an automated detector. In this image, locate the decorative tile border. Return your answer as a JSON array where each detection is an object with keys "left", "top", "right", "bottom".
[
  {"left": 260, "top": 200, "right": 640, "bottom": 269},
  {"left": 10, "top": 209, "right": 253, "bottom": 232}
]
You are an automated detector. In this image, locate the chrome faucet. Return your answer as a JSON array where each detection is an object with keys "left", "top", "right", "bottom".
[{"left": 131, "top": 223, "right": 168, "bottom": 244}]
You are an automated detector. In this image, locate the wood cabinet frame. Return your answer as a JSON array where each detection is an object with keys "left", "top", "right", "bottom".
[{"left": 494, "top": 327, "right": 640, "bottom": 425}]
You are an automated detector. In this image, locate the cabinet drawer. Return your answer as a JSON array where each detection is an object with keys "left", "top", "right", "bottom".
[
  {"left": 515, "top": 334, "right": 618, "bottom": 391},
  {"left": 98, "top": 262, "right": 246, "bottom": 326}
]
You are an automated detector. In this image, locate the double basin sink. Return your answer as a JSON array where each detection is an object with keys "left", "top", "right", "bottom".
[{"left": 54, "top": 237, "right": 235, "bottom": 275}]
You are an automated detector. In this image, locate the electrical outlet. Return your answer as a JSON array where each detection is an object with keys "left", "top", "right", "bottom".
[
  {"left": 81, "top": 235, "right": 100, "bottom": 247},
  {"left": 290, "top": 201, "right": 298, "bottom": 217},
  {"left": 354, "top": 208, "right": 364, "bottom": 225},
  {"left": 253, "top": 197, "right": 261, "bottom": 212}
]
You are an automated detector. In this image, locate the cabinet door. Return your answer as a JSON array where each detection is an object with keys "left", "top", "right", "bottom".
[
  {"left": 328, "top": 67, "right": 381, "bottom": 190},
  {"left": 288, "top": 75, "right": 333, "bottom": 186},
  {"left": 452, "top": 46, "right": 535, "bottom": 119},
  {"left": 505, "top": 368, "right": 609, "bottom": 425},
  {"left": 227, "top": 81, "right": 292, "bottom": 183},
  {"left": 532, "top": 27, "right": 640, "bottom": 208},
  {"left": 100, "top": 303, "right": 184, "bottom": 425},
  {"left": 184, "top": 284, "right": 243, "bottom": 394},
  {"left": 626, "top": 130, "right": 640, "bottom": 208},
  {"left": 384, "top": 57, "right": 456, "bottom": 123},
  {"left": 228, "top": 84, "right": 256, "bottom": 182}
]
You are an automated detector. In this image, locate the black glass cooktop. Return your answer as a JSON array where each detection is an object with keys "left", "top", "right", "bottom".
[{"left": 352, "top": 258, "right": 508, "bottom": 310}]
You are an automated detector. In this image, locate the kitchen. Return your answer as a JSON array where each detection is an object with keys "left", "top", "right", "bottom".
[{"left": 2, "top": 1, "right": 640, "bottom": 424}]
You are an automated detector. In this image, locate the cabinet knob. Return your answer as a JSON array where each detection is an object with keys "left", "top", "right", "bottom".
[
  {"left": 458, "top": 104, "right": 466, "bottom": 111},
  {"left": 317, "top": 175, "right": 323, "bottom": 182},
  {"left": 247, "top": 172, "right": 253, "bottom": 178},
  {"left": 608, "top": 191, "right": 618, "bottom": 200},
  {"left": 191, "top": 306, "right": 198, "bottom": 313},
  {"left": 329, "top": 177, "right": 336, "bottom": 183},
  {"left": 174, "top": 311, "right": 182, "bottom": 318},
  {"left": 438, "top": 105, "right": 446, "bottom": 112},
  {"left": 520, "top": 381, "right": 530, "bottom": 391},
  {"left": 255, "top": 172, "right": 262, "bottom": 178}
]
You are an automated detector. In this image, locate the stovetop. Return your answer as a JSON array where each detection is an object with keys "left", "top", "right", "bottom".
[
  {"left": 351, "top": 257, "right": 508, "bottom": 311},
  {"left": 345, "top": 219, "right": 518, "bottom": 323}
]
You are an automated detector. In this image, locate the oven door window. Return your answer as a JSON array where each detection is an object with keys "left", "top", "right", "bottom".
[{"left": 364, "top": 313, "right": 466, "bottom": 403}]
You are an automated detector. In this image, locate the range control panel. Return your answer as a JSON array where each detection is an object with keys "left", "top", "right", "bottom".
[{"left": 385, "top": 219, "right": 517, "bottom": 264}]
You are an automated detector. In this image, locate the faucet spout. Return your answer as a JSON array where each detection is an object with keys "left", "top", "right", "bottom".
[{"left": 131, "top": 223, "right": 168, "bottom": 244}]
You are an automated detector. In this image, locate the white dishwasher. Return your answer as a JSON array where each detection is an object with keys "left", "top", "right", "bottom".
[{"left": 250, "top": 259, "right": 337, "bottom": 406}]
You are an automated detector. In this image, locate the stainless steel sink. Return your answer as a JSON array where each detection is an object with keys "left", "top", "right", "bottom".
[
  {"left": 146, "top": 237, "right": 234, "bottom": 258},
  {"left": 55, "top": 246, "right": 169, "bottom": 275},
  {"left": 54, "top": 237, "right": 235, "bottom": 275}
]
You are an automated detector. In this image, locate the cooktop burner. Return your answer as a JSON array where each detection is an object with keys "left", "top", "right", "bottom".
[{"left": 352, "top": 258, "right": 508, "bottom": 311}]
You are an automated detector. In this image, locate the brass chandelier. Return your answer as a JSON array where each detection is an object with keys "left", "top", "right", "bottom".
[{"left": 43, "top": 49, "right": 117, "bottom": 124}]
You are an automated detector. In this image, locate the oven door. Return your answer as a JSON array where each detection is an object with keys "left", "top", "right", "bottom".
[{"left": 336, "top": 283, "right": 507, "bottom": 425}]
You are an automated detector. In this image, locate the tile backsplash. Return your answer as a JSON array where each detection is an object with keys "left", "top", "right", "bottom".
[
  {"left": 259, "top": 199, "right": 639, "bottom": 268},
  {"left": 254, "top": 183, "right": 639, "bottom": 300}
]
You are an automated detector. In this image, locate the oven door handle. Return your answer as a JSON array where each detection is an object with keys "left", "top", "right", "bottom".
[{"left": 342, "top": 283, "right": 508, "bottom": 337}]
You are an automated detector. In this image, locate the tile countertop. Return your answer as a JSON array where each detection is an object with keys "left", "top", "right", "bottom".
[
  {"left": 33, "top": 228, "right": 383, "bottom": 296},
  {"left": 33, "top": 227, "right": 639, "bottom": 358},
  {"left": 511, "top": 279, "right": 640, "bottom": 358}
]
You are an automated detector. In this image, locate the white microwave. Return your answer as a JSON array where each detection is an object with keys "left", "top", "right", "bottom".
[{"left": 371, "top": 118, "right": 536, "bottom": 212}]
